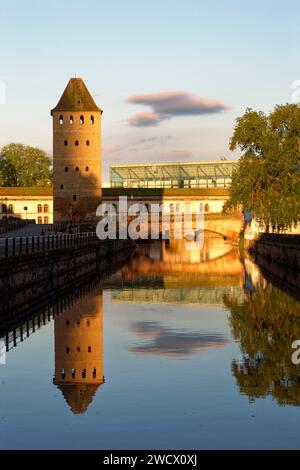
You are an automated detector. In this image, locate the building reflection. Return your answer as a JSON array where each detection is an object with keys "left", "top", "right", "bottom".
[
  {"left": 106, "top": 237, "right": 243, "bottom": 359},
  {"left": 225, "top": 257, "right": 300, "bottom": 406},
  {"left": 53, "top": 291, "right": 104, "bottom": 414},
  {"left": 106, "top": 237, "right": 245, "bottom": 305}
]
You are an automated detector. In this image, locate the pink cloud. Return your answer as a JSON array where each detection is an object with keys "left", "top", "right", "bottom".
[
  {"left": 126, "top": 90, "right": 231, "bottom": 126},
  {"left": 127, "top": 111, "right": 161, "bottom": 127}
]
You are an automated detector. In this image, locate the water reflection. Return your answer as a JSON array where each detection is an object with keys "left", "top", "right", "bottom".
[
  {"left": 2, "top": 235, "right": 300, "bottom": 431},
  {"left": 106, "top": 237, "right": 244, "bottom": 298},
  {"left": 226, "top": 256, "right": 300, "bottom": 406},
  {"left": 107, "top": 237, "right": 241, "bottom": 359},
  {"left": 54, "top": 291, "right": 104, "bottom": 414},
  {"left": 129, "top": 321, "right": 228, "bottom": 358}
]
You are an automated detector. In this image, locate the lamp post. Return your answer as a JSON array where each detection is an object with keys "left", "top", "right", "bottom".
[
  {"left": 24, "top": 206, "right": 28, "bottom": 221},
  {"left": 4, "top": 197, "right": 7, "bottom": 226}
]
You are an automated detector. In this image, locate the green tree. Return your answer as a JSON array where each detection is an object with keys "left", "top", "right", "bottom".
[
  {"left": 225, "top": 104, "right": 300, "bottom": 228},
  {"left": 0, "top": 143, "right": 52, "bottom": 187},
  {"left": 225, "top": 282, "right": 300, "bottom": 406},
  {"left": 0, "top": 169, "right": 4, "bottom": 186}
]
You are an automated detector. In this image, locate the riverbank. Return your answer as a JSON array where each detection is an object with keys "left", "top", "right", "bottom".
[
  {"left": 0, "top": 239, "right": 135, "bottom": 326},
  {"left": 245, "top": 233, "right": 300, "bottom": 271}
]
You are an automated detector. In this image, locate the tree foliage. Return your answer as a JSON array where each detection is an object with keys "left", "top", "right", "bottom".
[
  {"left": 225, "top": 282, "right": 300, "bottom": 406},
  {"left": 225, "top": 104, "right": 300, "bottom": 227},
  {"left": 0, "top": 143, "right": 52, "bottom": 187}
]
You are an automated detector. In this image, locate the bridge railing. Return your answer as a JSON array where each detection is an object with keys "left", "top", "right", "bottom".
[
  {"left": 0, "top": 219, "right": 35, "bottom": 235},
  {"left": 0, "top": 232, "right": 97, "bottom": 258}
]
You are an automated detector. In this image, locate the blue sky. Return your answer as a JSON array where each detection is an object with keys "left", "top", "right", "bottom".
[{"left": 0, "top": 0, "right": 299, "bottom": 179}]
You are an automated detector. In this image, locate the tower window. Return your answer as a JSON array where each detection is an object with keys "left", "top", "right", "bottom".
[
  {"left": 44, "top": 204, "right": 49, "bottom": 213},
  {"left": 77, "top": 346, "right": 80, "bottom": 352},
  {"left": 37, "top": 216, "right": 42, "bottom": 224},
  {"left": 205, "top": 203, "right": 210, "bottom": 213},
  {"left": 77, "top": 99, "right": 81, "bottom": 104},
  {"left": 75, "top": 140, "right": 79, "bottom": 146},
  {"left": 88, "top": 346, "right": 92, "bottom": 352},
  {"left": 85, "top": 166, "right": 89, "bottom": 172},
  {"left": 71, "top": 368, "right": 76, "bottom": 379},
  {"left": 92, "top": 368, "right": 97, "bottom": 378},
  {"left": 75, "top": 166, "right": 79, "bottom": 172},
  {"left": 73, "top": 195, "right": 77, "bottom": 201},
  {"left": 86, "top": 140, "right": 90, "bottom": 146},
  {"left": 60, "top": 184, "right": 64, "bottom": 189},
  {"left": 64, "top": 140, "right": 68, "bottom": 146},
  {"left": 44, "top": 216, "right": 49, "bottom": 224},
  {"left": 8, "top": 204, "right": 14, "bottom": 213},
  {"left": 37, "top": 204, "right": 42, "bottom": 213},
  {"left": 90, "top": 115, "right": 94, "bottom": 125},
  {"left": 70, "top": 115, "right": 73, "bottom": 124},
  {"left": 66, "top": 347, "right": 70, "bottom": 354},
  {"left": 86, "top": 320, "right": 90, "bottom": 326},
  {"left": 80, "top": 115, "right": 84, "bottom": 125},
  {"left": 66, "top": 320, "right": 69, "bottom": 326},
  {"left": 65, "top": 167, "right": 68, "bottom": 172},
  {"left": 82, "top": 369, "right": 86, "bottom": 379},
  {"left": 61, "top": 368, "right": 65, "bottom": 379},
  {"left": 59, "top": 115, "right": 63, "bottom": 125}
]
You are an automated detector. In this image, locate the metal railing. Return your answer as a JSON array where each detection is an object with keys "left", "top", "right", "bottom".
[
  {"left": 0, "top": 232, "right": 97, "bottom": 258},
  {"left": 0, "top": 219, "right": 35, "bottom": 235}
]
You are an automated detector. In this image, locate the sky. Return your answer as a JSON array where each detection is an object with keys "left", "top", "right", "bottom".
[{"left": 0, "top": 0, "right": 299, "bottom": 180}]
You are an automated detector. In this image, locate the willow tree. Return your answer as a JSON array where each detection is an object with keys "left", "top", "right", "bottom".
[{"left": 225, "top": 104, "right": 300, "bottom": 228}]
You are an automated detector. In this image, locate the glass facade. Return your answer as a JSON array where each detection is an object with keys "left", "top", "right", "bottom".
[{"left": 110, "top": 161, "right": 238, "bottom": 189}]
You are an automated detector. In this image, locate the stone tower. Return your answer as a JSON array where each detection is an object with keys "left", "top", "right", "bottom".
[
  {"left": 51, "top": 78, "right": 102, "bottom": 222},
  {"left": 54, "top": 291, "right": 104, "bottom": 414}
]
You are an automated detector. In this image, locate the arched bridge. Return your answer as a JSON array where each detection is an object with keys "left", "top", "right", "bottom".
[{"left": 203, "top": 213, "right": 243, "bottom": 242}]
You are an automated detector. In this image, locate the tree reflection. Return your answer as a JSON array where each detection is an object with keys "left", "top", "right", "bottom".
[{"left": 225, "top": 283, "right": 300, "bottom": 406}]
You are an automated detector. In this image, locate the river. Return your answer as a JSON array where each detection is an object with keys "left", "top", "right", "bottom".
[{"left": 1, "top": 236, "right": 300, "bottom": 449}]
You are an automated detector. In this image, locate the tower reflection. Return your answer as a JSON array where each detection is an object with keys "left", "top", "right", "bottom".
[{"left": 53, "top": 290, "right": 104, "bottom": 414}]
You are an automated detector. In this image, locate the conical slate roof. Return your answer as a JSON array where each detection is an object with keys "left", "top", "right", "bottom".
[
  {"left": 55, "top": 381, "right": 102, "bottom": 414},
  {"left": 51, "top": 78, "right": 102, "bottom": 114}
]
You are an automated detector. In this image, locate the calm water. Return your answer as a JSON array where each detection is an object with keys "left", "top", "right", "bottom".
[{"left": 1, "top": 238, "right": 300, "bottom": 450}]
